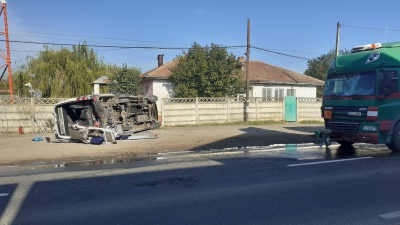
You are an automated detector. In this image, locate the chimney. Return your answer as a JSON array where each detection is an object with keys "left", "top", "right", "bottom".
[
  {"left": 238, "top": 56, "right": 245, "bottom": 62},
  {"left": 157, "top": 54, "right": 164, "bottom": 67}
]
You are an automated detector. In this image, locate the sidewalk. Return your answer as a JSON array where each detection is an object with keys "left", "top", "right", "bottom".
[{"left": 0, "top": 123, "right": 324, "bottom": 166}]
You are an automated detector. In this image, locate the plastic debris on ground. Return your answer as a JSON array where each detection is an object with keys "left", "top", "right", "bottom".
[
  {"left": 45, "top": 137, "right": 72, "bottom": 143},
  {"left": 90, "top": 136, "right": 105, "bottom": 145},
  {"left": 32, "top": 136, "right": 44, "bottom": 142},
  {"left": 127, "top": 131, "right": 158, "bottom": 140}
]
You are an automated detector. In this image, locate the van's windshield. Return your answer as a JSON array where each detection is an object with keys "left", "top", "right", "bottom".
[{"left": 323, "top": 71, "right": 376, "bottom": 96}]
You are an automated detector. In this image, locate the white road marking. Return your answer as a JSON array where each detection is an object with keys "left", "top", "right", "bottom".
[
  {"left": 0, "top": 193, "right": 9, "bottom": 197},
  {"left": 0, "top": 182, "right": 33, "bottom": 225},
  {"left": 380, "top": 210, "right": 400, "bottom": 219},
  {"left": 0, "top": 165, "right": 19, "bottom": 168},
  {"left": 287, "top": 157, "right": 373, "bottom": 167}
]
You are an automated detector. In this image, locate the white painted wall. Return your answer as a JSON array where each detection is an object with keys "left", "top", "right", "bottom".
[
  {"left": 251, "top": 84, "right": 317, "bottom": 98},
  {"left": 149, "top": 80, "right": 175, "bottom": 113}
]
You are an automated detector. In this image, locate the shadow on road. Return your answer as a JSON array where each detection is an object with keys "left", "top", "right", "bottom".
[
  {"left": 3, "top": 147, "right": 399, "bottom": 225},
  {"left": 190, "top": 126, "right": 324, "bottom": 151},
  {"left": 283, "top": 126, "right": 324, "bottom": 133}
]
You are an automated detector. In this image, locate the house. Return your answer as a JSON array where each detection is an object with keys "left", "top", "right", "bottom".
[
  {"left": 140, "top": 55, "right": 324, "bottom": 110},
  {"left": 240, "top": 56, "right": 325, "bottom": 98},
  {"left": 140, "top": 54, "right": 176, "bottom": 110}
]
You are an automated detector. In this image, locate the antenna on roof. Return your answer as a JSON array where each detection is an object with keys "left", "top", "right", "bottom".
[{"left": 384, "top": 24, "right": 388, "bottom": 49}]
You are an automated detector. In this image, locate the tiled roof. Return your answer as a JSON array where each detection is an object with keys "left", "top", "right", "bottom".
[
  {"left": 92, "top": 76, "right": 111, "bottom": 84},
  {"left": 140, "top": 60, "right": 177, "bottom": 79},
  {"left": 140, "top": 59, "right": 324, "bottom": 85},
  {"left": 246, "top": 61, "right": 324, "bottom": 85}
]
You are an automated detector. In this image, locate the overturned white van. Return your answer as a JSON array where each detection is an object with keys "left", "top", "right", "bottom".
[{"left": 52, "top": 94, "right": 160, "bottom": 144}]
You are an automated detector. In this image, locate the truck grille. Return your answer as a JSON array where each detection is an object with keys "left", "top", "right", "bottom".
[
  {"left": 333, "top": 106, "right": 366, "bottom": 120},
  {"left": 325, "top": 121, "right": 359, "bottom": 133}
]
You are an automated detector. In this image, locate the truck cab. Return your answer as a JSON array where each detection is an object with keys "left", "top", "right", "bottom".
[{"left": 322, "top": 42, "right": 400, "bottom": 151}]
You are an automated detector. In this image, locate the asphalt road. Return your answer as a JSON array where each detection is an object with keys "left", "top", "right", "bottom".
[{"left": 1, "top": 143, "right": 400, "bottom": 225}]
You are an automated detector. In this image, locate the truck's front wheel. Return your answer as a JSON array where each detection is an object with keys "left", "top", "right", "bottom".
[{"left": 388, "top": 122, "right": 400, "bottom": 151}]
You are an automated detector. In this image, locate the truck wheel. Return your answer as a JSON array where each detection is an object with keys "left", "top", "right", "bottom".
[
  {"left": 386, "top": 143, "right": 395, "bottom": 151},
  {"left": 337, "top": 140, "right": 354, "bottom": 146},
  {"left": 389, "top": 122, "right": 400, "bottom": 151}
]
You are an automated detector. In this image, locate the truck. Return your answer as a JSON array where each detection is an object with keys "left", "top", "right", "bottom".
[
  {"left": 322, "top": 41, "right": 400, "bottom": 151},
  {"left": 53, "top": 93, "right": 160, "bottom": 143}
]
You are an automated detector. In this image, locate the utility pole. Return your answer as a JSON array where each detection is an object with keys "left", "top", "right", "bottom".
[
  {"left": 0, "top": 0, "right": 13, "bottom": 96},
  {"left": 335, "top": 22, "right": 340, "bottom": 57},
  {"left": 245, "top": 19, "right": 250, "bottom": 122}
]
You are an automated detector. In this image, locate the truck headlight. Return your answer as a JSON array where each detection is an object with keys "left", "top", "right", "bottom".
[{"left": 363, "top": 126, "right": 377, "bottom": 131}]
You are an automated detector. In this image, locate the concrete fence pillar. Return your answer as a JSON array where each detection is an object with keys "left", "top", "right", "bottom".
[
  {"left": 30, "top": 97, "right": 35, "bottom": 132},
  {"left": 226, "top": 97, "right": 230, "bottom": 122},
  {"left": 296, "top": 98, "right": 299, "bottom": 122},
  {"left": 255, "top": 98, "right": 259, "bottom": 121},
  {"left": 161, "top": 98, "right": 165, "bottom": 127},
  {"left": 195, "top": 98, "right": 199, "bottom": 125}
]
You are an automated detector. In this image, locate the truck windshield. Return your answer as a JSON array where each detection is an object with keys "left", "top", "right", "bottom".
[{"left": 324, "top": 71, "right": 376, "bottom": 96}]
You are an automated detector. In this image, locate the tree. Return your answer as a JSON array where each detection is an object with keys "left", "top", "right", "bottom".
[
  {"left": 12, "top": 43, "right": 109, "bottom": 98},
  {"left": 109, "top": 63, "right": 143, "bottom": 95},
  {"left": 0, "top": 79, "right": 8, "bottom": 94},
  {"left": 304, "top": 49, "right": 349, "bottom": 97},
  {"left": 169, "top": 43, "right": 245, "bottom": 98}
]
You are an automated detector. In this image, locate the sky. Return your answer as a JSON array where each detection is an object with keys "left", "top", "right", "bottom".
[{"left": 3, "top": 0, "right": 400, "bottom": 75}]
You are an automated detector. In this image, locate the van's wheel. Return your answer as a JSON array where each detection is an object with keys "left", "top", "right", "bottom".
[
  {"left": 388, "top": 122, "right": 400, "bottom": 151},
  {"left": 337, "top": 140, "right": 354, "bottom": 146}
]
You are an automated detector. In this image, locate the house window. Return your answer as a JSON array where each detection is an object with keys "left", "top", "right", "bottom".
[
  {"left": 275, "top": 89, "right": 284, "bottom": 97},
  {"left": 287, "top": 89, "right": 295, "bottom": 96},
  {"left": 262, "top": 88, "right": 272, "bottom": 97}
]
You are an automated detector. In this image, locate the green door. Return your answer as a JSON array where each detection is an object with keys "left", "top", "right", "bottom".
[{"left": 285, "top": 96, "right": 297, "bottom": 122}]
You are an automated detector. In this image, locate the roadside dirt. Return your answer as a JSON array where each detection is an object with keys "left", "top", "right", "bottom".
[{"left": 0, "top": 123, "right": 324, "bottom": 166}]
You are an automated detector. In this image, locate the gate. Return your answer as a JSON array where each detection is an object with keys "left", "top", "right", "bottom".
[{"left": 285, "top": 96, "right": 297, "bottom": 122}]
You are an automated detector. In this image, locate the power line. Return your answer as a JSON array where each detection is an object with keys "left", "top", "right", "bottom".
[
  {"left": 0, "top": 39, "right": 246, "bottom": 50},
  {"left": 8, "top": 29, "right": 191, "bottom": 46},
  {"left": 251, "top": 46, "right": 310, "bottom": 60},
  {"left": 0, "top": 39, "right": 248, "bottom": 53},
  {"left": 253, "top": 48, "right": 305, "bottom": 67},
  {"left": 1, "top": 38, "right": 311, "bottom": 61},
  {"left": 6, "top": 29, "right": 319, "bottom": 56},
  {"left": 258, "top": 48, "right": 319, "bottom": 55},
  {"left": 341, "top": 24, "right": 400, "bottom": 32},
  {"left": 8, "top": 33, "right": 148, "bottom": 46}
]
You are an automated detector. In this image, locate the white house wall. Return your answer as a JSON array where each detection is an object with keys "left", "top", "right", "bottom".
[
  {"left": 143, "top": 80, "right": 174, "bottom": 115},
  {"left": 251, "top": 85, "right": 317, "bottom": 98}
]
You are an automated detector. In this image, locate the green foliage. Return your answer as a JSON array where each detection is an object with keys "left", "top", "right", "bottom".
[
  {"left": 109, "top": 63, "right": 143, "bottom": 95},
  {"left": 169, "top": 43, "right": 245, "bottom": 98},
  {"left": 0, "top": 79, "right": 8, "bottom": 95},
  {"left": 304, "top": 49, "right": 349, "bottom": 97},
  {"left": 12, "top": 43, "right": 109, "bottom": 98}
]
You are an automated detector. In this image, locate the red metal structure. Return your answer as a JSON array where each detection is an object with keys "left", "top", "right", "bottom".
[{"left": 0, "top": 0, "right": 12, "bottom": 96}]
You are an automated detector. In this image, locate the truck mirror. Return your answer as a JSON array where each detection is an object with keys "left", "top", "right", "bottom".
[{"left": 379, "top": 70, "right": 392, "bottom": 96}]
